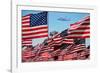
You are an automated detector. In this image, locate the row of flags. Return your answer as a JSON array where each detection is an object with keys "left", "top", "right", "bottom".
[
  {"left": 22, "top": 11, "right": 90, "bottom": 47},
  {"left": 21, "top": 11, "right": 90, "bottom": 62},
  {"left": 47, "top": 34, "right": 74, "bottom": 46},
  {"left": 22, "top": 43, "right": 89, "bottom": 62}
]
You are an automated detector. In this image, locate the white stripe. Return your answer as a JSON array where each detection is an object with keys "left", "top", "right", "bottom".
[
  {"left": 47, "top": 40, "right": 52, "bottom": 43},
  {"left": 70, "top": 25, "right": 90, "bottom": 30},
  {"left": 22, "top": 33, "right": 48, "bottom": 38},
  {"left": 22, "top": 16, "right": 30, "bottom": 20},
  {"left": 68, "top": 29, "right": 89, "bottom": 33},
  {"left": 67, "top": 34, "right": 89, "bottom": 37},
  {"left": 64, "top": 39, "right": 73, "bottom": 41},
  {"left": 22, "top": 29, "right": 48, "bottom": 34},
  {"left": 63, "top": 41, "right": 73, "bottom": 43},
  {"left": 22, "top": 41, "right": 32, "bottom": 43},
  {"left": 22, "top": 19, "right": 30, "bottom": 23},
  {"left": 74, "top": 46, "right": 86, "bottom": 50},
  {"left": 22, "top": 25, "right": 48, "bottom": 30},
  {"left": 71, "top": 21, "right": 89, "bottom": 26},
  {"left": 54, "top": 37, "right": 62, "bottom": 41},
  {"left": 22, "top": 23, "right": 30, "bottom": 26},
  {"left": 54, "top": 40, "right": 62, "bottom": 43}
]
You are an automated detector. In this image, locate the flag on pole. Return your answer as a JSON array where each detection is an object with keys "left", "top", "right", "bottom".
[
  {"left": 67, "top": 16, "right": 90, "bottom": 38},
  {"left": 22, "top": 12, "right": 48, "bottom": 46}
]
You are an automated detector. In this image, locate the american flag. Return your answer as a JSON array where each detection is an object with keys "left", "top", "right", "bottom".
[
  {"left": 47, "top": 33, "right": 74, "bottom": 46},
  {"left": 22, "top": 12, "right": 48, "bottom": 46},
  {"left": 53, "top": 37, "right": 62, "bottom": 45},
  {"left": 47, "top": 38, "right": 54, "bottom": 46},
  {"left": 70, "top": 44, "right": 86, "bottom": 53},
  {"left": 60, "top": 45, "right": 73, "bottom": 55},
  {"left": 63, "top": 52, "right": 77, "bottom": 60},
  {"left": 22, "top": 50, "right": 35, "bottom": 58},
  {"left": 74, "top": 44, "right": 86, "bottom": 49},
  {"left": 62, "top": 38, "right": 74, "bottom": 44},
  {"left": 67, "top": 16, "right": 90, "bottom": 38},
  {"left": 52, "top": 33, "right": 62, "bottom": 46},
  {"left": 22, "top": 39, "right": 32, "bottom": 46}
]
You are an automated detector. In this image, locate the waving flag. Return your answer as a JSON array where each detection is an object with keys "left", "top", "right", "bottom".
[
  {"left": 62, "top": 38, "right": 74, "bottom": 44},
  {"left": 67, "top": 16, "right": 90, "bottom": 38},
  {"left": 22, "top": 12, "right": 48, "bottom": 46},
  {"left": 53, "top": 37, "right": 62, "bottom": 45},
  {"left": 22, "top": 39, "right": 32, "bottom": 46},
  {"left": 71, "top": 44, "right": 86, "bottom": 53}
]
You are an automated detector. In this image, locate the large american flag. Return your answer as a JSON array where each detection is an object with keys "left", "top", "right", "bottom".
[
  {"left": 67, "top": 16, "right": 90, "bottom": 38},
  {"left": 22, "top": 12, "right": 48, "bottom": 46}
]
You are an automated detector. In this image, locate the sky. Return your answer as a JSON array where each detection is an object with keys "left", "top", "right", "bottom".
[{"left": 22, "top": 10, "right": 90, "bottom": 46}]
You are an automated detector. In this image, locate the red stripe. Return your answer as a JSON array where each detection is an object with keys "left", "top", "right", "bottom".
[
  {"left": 22, "top": 39, "right": 32, "bottom": 41},
  {"left": 53, "top": 38, "right": 62, "bottom": 44},
  {"left": 22, "top": 25, "right": 30, "bottom": 28},
  {"left": 22, "top": 43, "right": 32, "bottom": 44},
  {"left": 22, "top": 21, "right": 30, "bottom": 24},
  {"left": 63, "top": 40, "right": 73, "bottom": 42},
  {"left": 47, "top": 39, "right": 52, "bottom": 43},
  {"left": 54, "top": 41, "right": 62, "bottom": 44},
  {"left": 69, "top": 27, "right": 90, "bottom": 31},
  {"left": 73, "top": 45, "right": 86, "bottom": 50},
  {"left": 22, "top": 42, "right": 32, "bottom": 44},
  {"left": 22, "top": 40, "right": 32, "bottom": 42},
  {"left": 22, "top": 18, "right": 30, "bottom": 21},
  {"left": 70, "top": 24, "right": 90, "bottom": 29},
  {"left": 69, "top": 31, "right": 90, "bottom": 34},
  {"left": 54, "top": 38, "right": 62, "bottom": 41},
  {"left": 22, "top": 44, "right": 32, "bottom": 46},
  {"left": 53, "top": 43, "right": 62, "bottom": 46},
  {"left": 63, "top": 42, "right": 73, "bottom": 44},
  {"left": 22, "top": 34, "right": 48, "bottom": 40},
  {"left": 48, "top": 41, "right": 54, "bottom": 46},
  {"left": 22, "top": 45, "right": 32, "bottom": 46},
  {"left": 67, "top": 35, "right": 90, "bottom": 39},
  {"left": 22, "top": 26, "right": 48, "bottom": 31},
  {"left": 80, "top": 23, "right": 90, "bottom": 25},
  {"left": 70, "top": 22, "right": 89, "bottom": 26},
  {"left": 22, "top": 39, "right": 32, "bottom": 42},
  {"left": 84, "top": 18, "right": 90, "bottom": 21},
  {"left": 22, "top": 30, "right": 48, "bottom": 36},
  {"left": 63, "top": 39, "right": 74, "bottom": 44}
]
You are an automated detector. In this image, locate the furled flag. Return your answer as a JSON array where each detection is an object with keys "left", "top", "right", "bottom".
[
  {"left": 67, "top": 16, "right": 90, "bottom": 38},
  {"left": 22, "top": 11, "right": 48, "bottom": 46}
]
